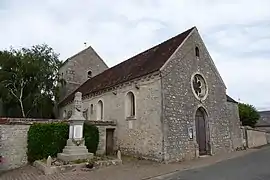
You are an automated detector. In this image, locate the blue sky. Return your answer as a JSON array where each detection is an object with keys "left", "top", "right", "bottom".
[{"left": 0, "top": 0, "right": 270, "bottom": 110}]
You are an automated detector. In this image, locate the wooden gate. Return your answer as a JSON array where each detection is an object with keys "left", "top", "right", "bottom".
[{"left": 106, "top": 129, "right": 114, "bottom": 155}]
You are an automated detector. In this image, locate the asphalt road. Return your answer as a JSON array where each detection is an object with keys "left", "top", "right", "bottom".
[{"left": 161, "top": 146, "right": 270, "bottom": 180}]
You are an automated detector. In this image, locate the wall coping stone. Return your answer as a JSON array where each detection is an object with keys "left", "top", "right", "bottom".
[
  {"left": 0, "top": 118, "right": 116, "bottom": 126},
  {"left": 0, "top": 118, "right": 66, "bottom": 125},
  {"left": 241, "top": 126, "right": 267, "bottom": 133},
  {"left": 255, "top": 125, "right": 270, "bottom": 127},
  {"left": 86, "top": 120, "right": 116, "bottom": 126}
]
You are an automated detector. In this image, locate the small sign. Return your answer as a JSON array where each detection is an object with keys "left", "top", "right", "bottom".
[{"left": 188, "top": 127, "right": 194, "bottom": 140}]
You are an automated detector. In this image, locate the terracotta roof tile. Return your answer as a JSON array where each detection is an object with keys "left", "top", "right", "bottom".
[{"left": 59, "top": 27, "right": 195, "bottom": 106}]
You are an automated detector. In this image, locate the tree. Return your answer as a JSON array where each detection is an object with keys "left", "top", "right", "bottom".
[
  {"left": 238, "top": 103, "right": 260, "bottom": 127},
  {"left": 0, "top": 44, "right": 63, "bottom": 118}
]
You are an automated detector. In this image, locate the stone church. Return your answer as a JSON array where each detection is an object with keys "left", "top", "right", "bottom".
[{"left": 58, "top": 27, "right": 242, "bottom": 162}]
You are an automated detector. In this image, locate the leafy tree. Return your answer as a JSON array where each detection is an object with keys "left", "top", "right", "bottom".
[
  {"left": 0, "top": 44, "right": 63, "bottom": 118},
  {"left": 238, "top": 103, "right": 260, "bottom": 127}
]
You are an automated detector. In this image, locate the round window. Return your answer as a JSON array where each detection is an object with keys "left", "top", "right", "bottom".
[{"left": 191, "top": 74, "right": 208, "bottom": 100}]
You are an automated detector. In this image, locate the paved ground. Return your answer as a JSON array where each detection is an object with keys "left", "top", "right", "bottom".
[
  {"left": 0, "top": 146, "right": 268, "bottom": 180},
  {"left": 152, "top": 146, "right": 270, "bottom": 180}
]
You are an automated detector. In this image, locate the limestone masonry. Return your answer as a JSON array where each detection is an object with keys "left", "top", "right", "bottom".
[
  {"left": 59, "top": 46, "right": 108, "bottom": 101},
  {"left": 0, "top": 118, "right": 116, "bottom": 170},
  {"left": 58, "top": 27, "right": 242, "bottom": 162}
]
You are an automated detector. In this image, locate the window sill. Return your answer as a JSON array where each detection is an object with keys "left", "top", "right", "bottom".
[{"left": 126, "top": 117, "right": 136, "bottom": 121}]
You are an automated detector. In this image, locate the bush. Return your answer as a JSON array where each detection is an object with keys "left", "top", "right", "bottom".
[
  {"left": 27, "top": 122, "right": 99, "bottom": 163},
  {"left": 238, "top": 103, "right": 260, "bottom": 128},
  {"left": 84, "top": 122, "right": 99, "bottom": 153},
  {"left": 27, "top": 122, "right": 68, "bottom": 163}
]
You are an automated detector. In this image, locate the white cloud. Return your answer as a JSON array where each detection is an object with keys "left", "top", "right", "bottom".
[{"left": 0, "top": 0, "right": 270, "bottom": 110}]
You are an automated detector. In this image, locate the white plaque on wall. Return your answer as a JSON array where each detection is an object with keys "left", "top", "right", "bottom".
[
  {"left": 73, "top": 125, "right": 83, "bottom": 139},
  {"left": 188, "top": 127, "right": 194, "bottom": 140}
]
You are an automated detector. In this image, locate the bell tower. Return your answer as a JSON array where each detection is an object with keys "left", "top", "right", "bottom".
[{"left": 59, "top": 46, "right": 108, "bottom": 101}]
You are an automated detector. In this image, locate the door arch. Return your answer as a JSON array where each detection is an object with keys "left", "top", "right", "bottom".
[{"left": 195, "top": 107, "right": 209, "bottom": 155}]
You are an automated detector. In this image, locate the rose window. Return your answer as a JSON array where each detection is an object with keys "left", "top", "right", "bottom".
[{"left": 191, "top": 74, "right": 208, "bottom": 100}]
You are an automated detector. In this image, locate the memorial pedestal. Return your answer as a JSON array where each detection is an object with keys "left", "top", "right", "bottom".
[
  {"left": 57, "top": 139, "right": 93, "bottom": 162},
  {"left": 57, "top": 92, "right": 93, "bottom": 163}
]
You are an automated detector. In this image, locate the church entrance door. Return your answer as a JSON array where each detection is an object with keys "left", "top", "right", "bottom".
[{"left": 195, "top": 108, "right": 207, "bottom": 155}]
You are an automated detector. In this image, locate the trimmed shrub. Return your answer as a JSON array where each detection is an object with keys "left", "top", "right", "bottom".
[
  {"left": 27, "top": 122, "right": 68, "bottom": 163},
  {"left": 27, "top": 122, "right": 99, "bottom": 163},
  {"left": 84, "top": 122, "right": 99, "bottom": 154}
]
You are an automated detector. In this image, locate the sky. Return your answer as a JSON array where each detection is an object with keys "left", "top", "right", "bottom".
[{"left": 0, "top": 0, "right": 270, "bottom": 110}]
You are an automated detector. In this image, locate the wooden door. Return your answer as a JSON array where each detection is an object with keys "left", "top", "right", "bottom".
[
  {"left": 195, "top": 109, "right": 207, "bottom": 155},
  {"left": 106, "top": 129, "right": 114, "bottom": 155}
]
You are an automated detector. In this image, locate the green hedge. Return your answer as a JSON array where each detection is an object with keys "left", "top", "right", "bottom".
[
  {"left": 84, "top": 121, "right": 99, "bottom": 153},
  {"left": 27, "top": 122, "right": 99, "bottom": 163}
]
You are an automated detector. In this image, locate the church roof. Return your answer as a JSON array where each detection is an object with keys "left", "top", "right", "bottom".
[
  {"left": 226, "top": 95, "right": 238, "bottom": 104},
  {"left": 59, "top": 27, "right": 195, "bottom": 106}
]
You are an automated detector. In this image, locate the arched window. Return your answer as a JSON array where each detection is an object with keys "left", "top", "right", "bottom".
[
  {"left": 90, "top": 104, "right": 94, "bottom": 114},
  {"left": 195, "top": 46, "right": 200, "bottom": 57},
  {"left": 63, "top": 110, "right": 67, "bottom": 119},
  {"left": 87, "top": 71, "right": 92, "bottom": 78},
  {"left": 97, "top": 100, "right": 104, "bottom": 120},
  {"left": 67, "top": 110, "right": 72, "bottom": 119},
  {"left": 126, "top": 92, "right": 135, "bottom": 118}
]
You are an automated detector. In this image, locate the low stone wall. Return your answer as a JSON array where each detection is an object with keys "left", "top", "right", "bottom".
[
  {"left": 0, "top": 124, "right": 29, "bottom": 170},
  {"left": 266, "top": 133, "right": 270, "bottom": 144},
  {"left": 245, "top": 127, "right": 267, "bottom": 148},
  {"left": 0, "top": 118, "right": 115, "bottom": 171},
  {"left": 0, "top": 118, "right": 62, "bottom": 170},
  {"left": 240, "top": 127, "right": 247, "bottom": 148}
]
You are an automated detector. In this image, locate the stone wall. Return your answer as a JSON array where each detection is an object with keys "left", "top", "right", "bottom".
[
  {"left": 240, "top": 127, "right": 247, "bottom": 148},
  {"left": 0, "top": 118, "right": 111, "bottom": 170},
  {"left": 0, "top": 118, "right": 64, "bottom": 170},
  {"left": 226, "top": 102, "right": 243, "bottom": 150},
  {"left": 60, "top": 75, "right": 164, "bottom": 160},
  {"left": 266, "top": 133, "right": 270, "bottom": 144},
  {"left": 245, "top": 128, "right": 267, "bottom": 148},
  {"left": 161, "top": 28, "right": 233, "bottom": 162},
  {"left": 59, "top": 46, "right": 108, "bottom": 101},
  {"left": 0, "top": 124, "right": 29, "bottom": 170},
  {"left": 240, "top": 126, "right": 270, "bottom": 148}
]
